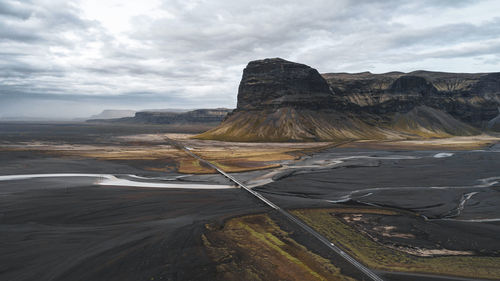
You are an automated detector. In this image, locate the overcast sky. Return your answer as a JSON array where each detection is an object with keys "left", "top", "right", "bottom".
[{"left": 1, "top": 0, "right": 500, "bottom": 119}]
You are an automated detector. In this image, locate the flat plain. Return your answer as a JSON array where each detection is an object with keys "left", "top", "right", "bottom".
[{"left": 1, "top": 122, "right": 499, "bottom": 281}]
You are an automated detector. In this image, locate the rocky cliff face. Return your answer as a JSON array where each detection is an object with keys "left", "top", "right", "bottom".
[
  {"left": 323, "top": 70, "right": 500, "bottom": 127},
  {"left": 198, "top": 58, "right": 484, "bottom": 141},
  {"left": 237, "top": 58, "right": 343, "bottom": 110}
]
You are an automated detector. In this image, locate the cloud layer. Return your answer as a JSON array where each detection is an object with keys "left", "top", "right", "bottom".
[{"left": 1, "top": 0, "right": 499, "bottom": 119}]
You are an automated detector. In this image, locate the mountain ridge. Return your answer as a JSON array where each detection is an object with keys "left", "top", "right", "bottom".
[
  {"left": 88, "top": 108, "right": 232, "bottom": 124},
  {"left": 197, "top": 58, "right": 497, "bottom": 142}
]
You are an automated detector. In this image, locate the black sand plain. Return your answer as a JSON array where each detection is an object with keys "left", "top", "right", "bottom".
[
  {"left": 1, "top": 123, "right": 500, "bottom": 281},
  {"left": 256, "top": 146, "right": 500, "bottom": 260},
  {"left": 0, "top": 123, "right": 261, "bottom": 281},
  {"left": 0, "top": 151, "right": 268, "bottom": 281}
]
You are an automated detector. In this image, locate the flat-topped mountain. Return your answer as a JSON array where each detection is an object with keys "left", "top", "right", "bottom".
[
  {"left": 131, "top": 109, "right": 231, "bottom": 124},
  {"left": 237, "top": 58, "right": 343, "bottom": 110},
  {"left": 88, "top": 108, "right": 231, "bottom": 124},
  {"left": 198, "top": 58, "right": 499, "bottom": 141}
]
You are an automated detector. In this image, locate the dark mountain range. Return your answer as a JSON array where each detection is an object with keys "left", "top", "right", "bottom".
[
  {"left": 198, "top": 58, "right": 499, "bottom": 141},
  {"left": 322, "top": 70, "right": 499, "bottom": 126}
]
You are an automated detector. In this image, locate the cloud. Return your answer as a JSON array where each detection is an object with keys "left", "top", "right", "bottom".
[
  {"left": 0, "top": 0, "right": 32, "bottom": 20},
  {"left": 1, "top": 0, "right": 500, "bottom": 118}
]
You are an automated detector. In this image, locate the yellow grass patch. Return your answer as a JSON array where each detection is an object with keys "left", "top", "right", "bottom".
[
  {"left": 344, "top": 135, "right": 499, "bottom": 151},
  {"left": 177, "top": 159, "right": 216, "bottom": 174},
  {"left": 203, "top": 214, "right": 356, "bottom": 281}
]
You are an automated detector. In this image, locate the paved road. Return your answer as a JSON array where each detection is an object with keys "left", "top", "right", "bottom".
[{"left": 165, "top": 137, "right": 384, "bottom": 281}]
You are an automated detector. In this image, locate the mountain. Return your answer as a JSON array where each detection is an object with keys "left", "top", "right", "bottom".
[
  {"left": 137, "top": 108, "right": 190, "bottom": 113},
  {"left": 489, "top": 107, "right": 500, "bottom": 131},
  {"left": 197, "top": 58, "right": 497, "bottom": 142},
  {"left": 88, "top": 108, "right": 232, "bottom": 124},
  {"left": 88, "top": 109, "right": 136, "bottom": 120},
  {"left": 236, "top": 58, "right": 346, "bottom": 110},
  {"left": 128, "top": 109, "right": 231, "bottom": 124},
  {"left": 322, "top": 71, "right": 499, "bottom": 126}
]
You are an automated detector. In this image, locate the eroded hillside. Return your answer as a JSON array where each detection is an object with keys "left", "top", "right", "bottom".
[{"left": 199, "top": 58, "right": 493, "bottom": 142}]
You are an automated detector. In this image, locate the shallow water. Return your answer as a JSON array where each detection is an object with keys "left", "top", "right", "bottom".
[
  {"left": 0, "top": 173, "right": 235, "bottom": 189},
  {"left": 257, "top": 147, "right": 500, "bottom": 222}
]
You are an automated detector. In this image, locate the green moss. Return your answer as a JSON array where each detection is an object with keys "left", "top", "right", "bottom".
[
  {"left": 292, "top": 209, "right": 500, "bottom": 279},
  {"left": 203, "top": 214, "right": 357, "bottom": 281},
  {"left": 235, "top": 222, "right": 325, "bottom": 279}
]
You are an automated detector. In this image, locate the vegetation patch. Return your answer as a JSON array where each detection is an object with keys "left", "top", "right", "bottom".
[
  {"left": 344, "top": 135, "right": 499, "bottom": 151},
  {"left": 202, "top": 214, "right": 357, "bottom": 281},
  {"left": 177, "top": 158, "right": 216, "bottom": 174},
  {"left": 0, "top": 137, "right": 337, "bottom": 174},
  {"left": 292, "top": 208, "right": 500, "bottom": 279}
]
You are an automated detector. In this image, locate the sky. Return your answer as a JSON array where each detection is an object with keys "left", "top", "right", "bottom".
[{"left": 1, "top": 0, "right": 500, "bottom": 119}]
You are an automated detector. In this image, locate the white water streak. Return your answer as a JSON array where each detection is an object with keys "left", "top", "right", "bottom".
[
  {"left": 345, "top": 176, "right": 500, "bottom": 196},
  {"left": 0, "top": 174, "right": 234, "bottom": 189},
  {"left": 433, "top": 152, "right": 454, "bottom": 158}
]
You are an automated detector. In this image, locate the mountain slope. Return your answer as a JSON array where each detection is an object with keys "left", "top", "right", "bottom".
[
  {"left": 198, "top": 106, "right": 477, "bottom": 142},
  {"left": 391, "top": 106, "right": 478, "bottom": 138},
  {"left": 198, "top": 108, "right": 389, "bottom": 142}
]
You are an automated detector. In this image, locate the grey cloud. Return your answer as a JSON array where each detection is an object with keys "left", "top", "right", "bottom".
[
  {"left": 1, "top": 0, "right": 499, "bottom": 119},
  {"left": 0, "top": 1, "right": 94, "bottom": 42},
  {"left": 422, "top": 41, "right": 500, "bottom": 59},
  {"left": 389, "top": 18, "right": 500, "bottom": 48},
  {"left": 0, "top": 22, "right": 42, "bottom": 42},
  {"left": 0, "top": 0, "right": 32, "bottom": 20}
]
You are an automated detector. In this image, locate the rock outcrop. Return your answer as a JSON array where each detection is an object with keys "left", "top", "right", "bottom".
[
  {"left": 198, "top": 58, "right": 484, "bottom": 141},
  {"left": 237, "top": 58, "right": 343, "bottom": 110}
]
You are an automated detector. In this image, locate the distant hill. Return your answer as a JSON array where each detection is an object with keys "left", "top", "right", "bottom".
[
  {"left": 88, "top": 108, "right": 232, "bottom": 125},
  {"left": 139, "top": 108, "right": 190, "bottom": 113},
  {"left": 88, "top": 110, "right": 136, "bottom": 120},
  {"left": 197, "top": 58, "right": 499, "bottom": 142}
]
